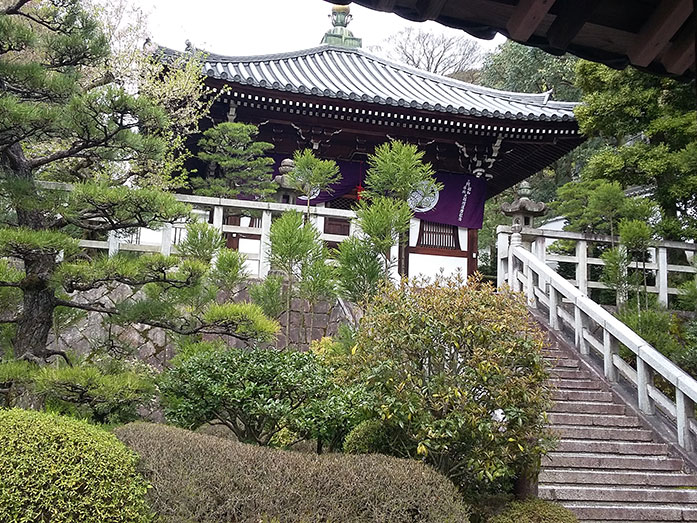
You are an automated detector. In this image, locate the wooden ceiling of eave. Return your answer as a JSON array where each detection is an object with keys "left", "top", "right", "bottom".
[{"left": 325, "top": 0, "right": 696, "bottom": 80}]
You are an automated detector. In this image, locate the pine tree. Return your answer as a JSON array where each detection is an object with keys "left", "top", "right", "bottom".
[
  {"left": 0, "top": 0, "right": 272, "bottom": 362},
  {"left": 191, "top": 122, "right": 277, "bottom": 199}
]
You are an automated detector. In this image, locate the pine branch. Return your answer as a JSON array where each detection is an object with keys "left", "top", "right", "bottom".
[
  {"left": 55, "top": 299, "right": 117, "bottom": 316},
  {"left": 2, "top": 0, "right": 32, "bottom": 15},
  {"left": 0, "top": 310, "right": 19, "bottom": 323}
]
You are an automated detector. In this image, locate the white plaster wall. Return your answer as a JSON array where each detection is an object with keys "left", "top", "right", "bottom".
[{"left": 408, "top": 253, "right": 467, "bottom": 279}]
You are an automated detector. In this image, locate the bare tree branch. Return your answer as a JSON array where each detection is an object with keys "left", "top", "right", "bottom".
[{"left": 374, "top": 27, "right": 483, "bottom": 77}]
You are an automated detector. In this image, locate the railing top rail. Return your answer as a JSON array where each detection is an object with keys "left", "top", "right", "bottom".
[
  {"left": 497, "top": 225, "right": 697, "bottom": 251},
  {"left": 37, "top": 181, "right": 357, "bottom": 220},
  {"left": 174, "top": 194, "right": 357, "bottom": 218},
  {"left": 513, "top": 245, "right": 697, "bottom": 404}
]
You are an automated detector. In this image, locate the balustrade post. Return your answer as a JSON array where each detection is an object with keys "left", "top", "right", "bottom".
[
  {"left": 575, "top": 240, "right": 588, "bottom": 295},
  {"left": 161, "top": 223, "right": 173, "bottom": 256},
  {"left": 657, "top": 247, "right": 668, "bottom": 307},
  {"left": 497, "top": 231, "right": 509, "bottom": 288},
  {"left": 534, "top": 236, "right": 546, "bottom": 264},
  {"left": 259, "top": 210, "right": 272, "bottom": 278},
  {"left": 637, "top": 358, "right": 656, "bottom": 415},
  {"left": 548, "top": 287, "right": 559, "bottom": 330},
  {"left": 676, "top": 389, "right": 695, "bottom": 451},
  {"left": 525, "top": 262, "right": 536, "bottom": 308},
  {"left": 574, "top": 307, "right": 588, "bottom": 355},
  {"left": 107, "top": 231, "right": 119, "bottom": 257},
  {"left": 509, "top": 228, "right": 523, "bottom": 292},
  {"left": 603, "top": 329, "right": 618, "bottom": 382},
  {"left": 212, "top": 205, "right": 224, "bottom": 232},
  {"left": 617, "top": 245, "right": 629, "bottom": 306}
]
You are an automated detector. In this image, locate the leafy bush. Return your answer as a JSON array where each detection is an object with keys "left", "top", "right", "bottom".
[
  {"left": 488, "top": 498, "right": 578, "bottom": 523},
  {"left": 0, "top": 408, "right": 153, "bottom": 522},
  {"left": 116, "top": 422, "right": 469, "bottom": 523},
  {"left": 348, "top": 274, "right": 552, "bottom": 494},
  {"left": 159, "top": 343, "right": 361, "bottom": 448}
]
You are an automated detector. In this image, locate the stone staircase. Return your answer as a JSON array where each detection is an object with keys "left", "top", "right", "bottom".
[{"left": 539, "top": 342, "right": 697, "bottom": 522}]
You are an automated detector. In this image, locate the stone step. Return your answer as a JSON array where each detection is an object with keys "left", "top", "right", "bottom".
[
  {"left": 539, "top": 468, "right": 697, "bottom": 487},
  {"left": 561, "top": 502, "right": 697, "bottom": 521},
  {"left": 548, "top": 412, "right": 641, "bottom": 427},
  {"left": 550, "top": 401, "right": 625, "bottom": 415},
  {"left": 551, "top": 389, "right": 613, "bottom": 402},
  {"left": 551, "top": 424, "right": 655, "bottom": 441},
  {"left": 543, "top": 452, "right": 684, "bottom": 471},
  {"left": 544, "top": 357, "right": 580, "bottom": 368},
  {"left": 555, "top": 439, "right": 668, "bottom": 455},
  {"left": 551, "top": 368, "right": 591, "bottom": 379},
  {"left": 549, "top": 378, "right": 604, "bottom": 390},
  {"left": 540, "top": 484, "right": 697, "bottom": 504}
]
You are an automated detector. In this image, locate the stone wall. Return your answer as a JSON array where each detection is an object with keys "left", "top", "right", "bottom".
[{"left": 47, "top": 284, "right": 355, "bottom": 368}]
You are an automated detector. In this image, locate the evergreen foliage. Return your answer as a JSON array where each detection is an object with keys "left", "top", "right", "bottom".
[
  {"left": 35, "top": 359, "right": 155, "bottom": 424},
  {"left": 286, "top": 149, "right": 341, "bottom": 216},
  {"left": 574, "top": 61, "right": 697, "bottom": 240},
  {"left": 192, "top": 122, "right": 276, "bottom": 199},
  {"left": 268, "top": 211, "right": 323, "bottom": 343},
  {"left": 363, "top": 140, "right": 439, "bottom": 202},
  {"left": 159, "top": 342, "right": 353, "bottom": 447},
  {"left": 0, "top": 0, "right": 240, "bottom": 361},
  {"left": 0, "top": 408, "right": 154, "bottom": 522},
  {"left": 345, "top": 274, "right": 552, "bottom": 495},
  {"left": 481, "top": 41, "right": 581, "bottom": 102}
]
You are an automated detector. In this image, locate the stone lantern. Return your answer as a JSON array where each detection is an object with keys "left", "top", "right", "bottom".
[
  {"left": 500, "top": 181, "right": 546, "bottom": 233},
  {"left": 273, "top": 158, "right": 300, "bottom": 204}
]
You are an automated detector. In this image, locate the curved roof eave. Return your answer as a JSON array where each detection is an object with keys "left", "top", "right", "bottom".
[{"left": 158, "top": 45, "right": 579, "bottom": 123}]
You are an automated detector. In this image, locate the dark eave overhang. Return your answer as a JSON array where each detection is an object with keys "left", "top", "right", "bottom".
[{"left": 324, "top": 0, "right": 696, "bottom": 81}]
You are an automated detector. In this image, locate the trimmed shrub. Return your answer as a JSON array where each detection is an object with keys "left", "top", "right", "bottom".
[
  {"left": 343, "top": 418, "right": 394, "bottom": 455},
  {"left": 0, "top": 408, "right": 153, "bottom": 522},
  {"left": 488, "top": 498, "right": 578, "bottom": 523},
  {"left": 116, "top": 422, "right": 470, "bottom": 523}
]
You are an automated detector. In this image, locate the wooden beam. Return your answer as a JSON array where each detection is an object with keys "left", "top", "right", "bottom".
[
  {"left": 506, "top": 0, "right": 555, "bottom": 41},
  {"left": 629, "top": 0, "right": 693, "bottom": 67},
  {"left": 662, "top": 27, "right": 695, "bottom": 75},
  {"left": 416, "top": 0, "right": 448, "bottom": 21},
  {"left": 546, "top": 0, "right": 602, "bottom": 51}
]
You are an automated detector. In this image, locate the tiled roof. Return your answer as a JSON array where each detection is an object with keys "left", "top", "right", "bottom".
[{"left": 163, "top": 45, "right": 578, "bottom": 122}]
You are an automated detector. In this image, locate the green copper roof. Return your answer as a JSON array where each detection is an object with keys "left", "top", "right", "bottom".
[{"left": 320, "top": 5, "right": 362, "bottom": 48}]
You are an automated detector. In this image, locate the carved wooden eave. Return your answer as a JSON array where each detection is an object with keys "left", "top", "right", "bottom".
[{"left": 159, "top": 44, "right": 585, "bottom": 197}]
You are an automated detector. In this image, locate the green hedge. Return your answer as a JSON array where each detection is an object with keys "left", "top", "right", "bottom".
[
  {"left": 116, "top": 422, "right": 469, "bottom": 523},
  {"left": 489, "top": 498, "right": 578, "bottom": 523},
  {"left": 0, "top": 408, "right": 153, "bottom": 522}
]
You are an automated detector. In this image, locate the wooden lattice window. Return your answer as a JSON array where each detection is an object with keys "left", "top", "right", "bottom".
[{"left": 416, "top": 221, "right": 460, "bottom": 250}]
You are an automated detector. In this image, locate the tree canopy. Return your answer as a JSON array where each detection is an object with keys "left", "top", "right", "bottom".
[{"left": 0, "top": 0, "right": 273, "bottom": 361}]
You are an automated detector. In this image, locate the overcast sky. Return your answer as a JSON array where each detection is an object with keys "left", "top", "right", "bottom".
[{"left": 128, "top": 0, "right": 505, "bottom": 59}]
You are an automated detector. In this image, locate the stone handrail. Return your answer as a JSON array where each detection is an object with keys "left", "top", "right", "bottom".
[
  {"left": 500, "top": 230, "right": 697, "bottom": 453},
  {"left": 496, "top": 225, "right": 697, "bottom": 306}
]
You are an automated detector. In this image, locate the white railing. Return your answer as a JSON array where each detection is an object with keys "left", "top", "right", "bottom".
[
  {"left": 85, "top": 193, "right": 357, "bottom": 278},
  {"left": 497, "top": 225, "right": 697, "bottom": 306},
  {"left": 499, "top": 228, "right": 697, "bottom": 453}
]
